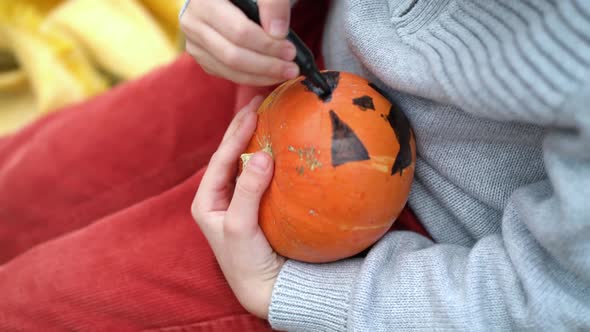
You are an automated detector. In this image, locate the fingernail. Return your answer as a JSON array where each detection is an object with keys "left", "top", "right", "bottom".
[
  {"left": 283, "top": 64, "right": 299, "bottom": 79},
  {"left": 250, "top": 95, "right": 264, "bottom": 106},
  {"left": 248, "top": 152, "right": 270, "bottom": 173},
  {"left": 280, "top": 43, "right": 296, "bottom": 61},
  {"left": 269, "top": 19, "right": 288, "bottom": 38}
]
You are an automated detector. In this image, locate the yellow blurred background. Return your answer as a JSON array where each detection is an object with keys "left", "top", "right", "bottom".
[{"left": 0, "top": 0, "right": 185, "bottom": 134}]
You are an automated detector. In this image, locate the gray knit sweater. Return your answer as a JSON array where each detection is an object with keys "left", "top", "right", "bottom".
[{"left": 268, "top": 0, "right": 590, "bottom": 331}]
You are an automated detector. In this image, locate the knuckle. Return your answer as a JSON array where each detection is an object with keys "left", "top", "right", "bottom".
[
  {"left": 185, "top": 41, "right": 196, "bottom": 55},
  {"left": 209, "top": 150, "right": 225, "bottom": 166},
  {"left": 208, "top": 149, "right": 235, "bottom": 172},
  {"left": 179, "top": 15, "right": 195, "bottom": 35},
  {"left": 259, "top": 0, "right": 289, "bottom": 12},
  {"left": 202, "top": 65, "right": 215, "bottom": 75},
  {"left": 222, "top": 47, "right": 241, "bottom": 68},
  {"left": 190, "top": 202, "right": 203, "bottom": 224},
  {"left": 185, "top": 44, "right": 213, "bottom": 74},
  {"left": 233, "top": 75, "right": 254, "bottom": 86},
  {"left": 223, "top": 218, "right": 242, "bottom": 237},
  {"left": 235, "top": 176, "right": 264, "bottom": 197},
  {"left": 185, "top": 42, "right": 202, "bottom": 60},
  {"left": 234, "top": 74, "right": 273, "bottom": 86},
  {"left": 260, "top": 38, "right": 276, "bottom": 53},
  {"left": 257, "top": 0, "right": 273, "bottom": 7},
  {"left": 232, "top": 25, "right": 251, "bottom": 43},
  {"left": 269, "top": 60, "right": 286, "bottom": 77},
  {"left": 179, "top": 16, "right": 189, "bottom": 33}
]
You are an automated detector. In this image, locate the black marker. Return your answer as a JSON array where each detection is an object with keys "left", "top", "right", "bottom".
[{"left": 229, "top": 0, "right": 332, "bottom": 97}]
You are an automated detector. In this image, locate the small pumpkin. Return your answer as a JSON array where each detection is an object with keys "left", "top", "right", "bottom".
[{"left": 241, "top": 71, "right": 416, "bottom": 263}]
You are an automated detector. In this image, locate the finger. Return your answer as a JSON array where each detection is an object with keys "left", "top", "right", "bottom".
[
  {"left": 225, "top": 151, "right": 274, "bottom": 237},
  {"left": 185, "top": 41, "right": 290, "bottom": 86},
  {"left": 192, "top": 208, "right": 224, "bottom": 253},
  {"left": 258, "top": 0, "right": 291, "bottom": 38},
  {"left": 185, "top": 23, "right": 298, "bottom": 80},
  {"left": 195, "top": 97, "right": 263, "bottom": 212},
  {"left": 222, "top": 96, "right": 265, "bottom": 144},
  {"left": 180, "top": 5, "right": 294, "bottom": 78},
  {"left": 204, "top": 0, "right": 296, "bottom": 61}
]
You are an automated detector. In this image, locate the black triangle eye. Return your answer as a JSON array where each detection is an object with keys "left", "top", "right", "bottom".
[
  {"left": 329, "top": 110, "right": 370, "bottom": 167},
  {"left": 352, "top": 96, "right": 375, "bottom": 111}
]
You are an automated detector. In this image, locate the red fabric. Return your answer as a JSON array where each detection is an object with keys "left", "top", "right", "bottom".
[
  {"left": 0, "top": 1, "right": 427, "bottom": 330},
  {"left": 0, "top": 56, "right": 267, "bottom": 331},
  {"left": 391, "top": 207, "right": 429, "bottom": 237}
]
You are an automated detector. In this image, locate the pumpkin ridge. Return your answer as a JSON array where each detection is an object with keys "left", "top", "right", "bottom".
[{"left": 337, "top": 223, "right": 391, "bottom": 231}]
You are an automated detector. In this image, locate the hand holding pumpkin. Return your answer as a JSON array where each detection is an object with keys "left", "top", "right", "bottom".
[
  {"left": 192, "top": 70, "right": 416, "bottom": 318},
  {"left": 180, "top": 0, "right": 299, "bottom": 86},
  {"left": 191, "top": 96, "right": 285, "bottom": 320}
]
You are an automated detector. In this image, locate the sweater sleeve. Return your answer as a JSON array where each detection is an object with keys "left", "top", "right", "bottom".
[{"left": 268, "top": 0, "right": 590, "bottom": 331}]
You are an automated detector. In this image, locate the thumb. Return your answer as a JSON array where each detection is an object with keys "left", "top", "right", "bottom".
[
  {"left": 257, "top": 0, "right": 291, "bottom": 39},
  {"left": 225, "top": 151, "right": 274, "bottom": 235}
]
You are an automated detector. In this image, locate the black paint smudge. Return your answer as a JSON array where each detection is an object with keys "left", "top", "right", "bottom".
[
  {"left": 329, "top": 110, "right": 370, "bottom": 167},
  {"left": 352, "top": 96, "right": 375, "bottom": 111},
  {"left": 386, "top": 105, "right": 412, "bottom": 176},
  {"left": 368, "top": 82, "right": 388, "bottom": 98},
  {"left": 368, "top": 82, "right": 413, "bottom": 176},
  {"left": 301, "top": 71, "right": 340, "bottom": 102}
]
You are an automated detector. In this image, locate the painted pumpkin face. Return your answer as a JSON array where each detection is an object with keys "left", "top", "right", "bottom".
[{"left": 242, "top": 71, "right": 416, "bottom": 263}]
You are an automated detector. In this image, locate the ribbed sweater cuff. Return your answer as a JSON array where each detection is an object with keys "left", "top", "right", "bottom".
[{"left": 268, "top": 259, "right": 362, "bottom": 332}]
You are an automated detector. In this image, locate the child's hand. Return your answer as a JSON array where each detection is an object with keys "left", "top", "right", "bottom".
[
  {"left": 180, "top": 0, "right": 299, "bottom": 86},
  {"left": 191, "top": 96, "right": 285, "bottom": 319}
]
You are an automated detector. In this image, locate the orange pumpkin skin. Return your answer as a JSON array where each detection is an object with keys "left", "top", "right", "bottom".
[{"left": 243, "top": 71, "right": 416, "bottom": 263}]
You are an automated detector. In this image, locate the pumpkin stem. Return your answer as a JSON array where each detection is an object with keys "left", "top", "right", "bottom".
[
  {"left": 240, "top": 152, "right": 254, "bottom": 167},
  {"left": 240, "top": 140, "right": 274, "bottom": 168}
]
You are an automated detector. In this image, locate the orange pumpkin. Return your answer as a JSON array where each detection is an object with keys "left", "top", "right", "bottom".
[{"left": 241, "top": 71, "right": 416, "bottom": 263}]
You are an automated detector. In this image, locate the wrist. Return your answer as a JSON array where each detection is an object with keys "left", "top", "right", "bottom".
[{"left": 239, "top": 278, "right": 276, "bottom": 320}]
